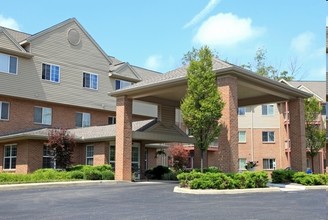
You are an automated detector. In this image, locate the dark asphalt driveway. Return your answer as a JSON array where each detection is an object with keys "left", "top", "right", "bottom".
[{"left": 0, "top": 182, "right": 327, "bottom": 220}]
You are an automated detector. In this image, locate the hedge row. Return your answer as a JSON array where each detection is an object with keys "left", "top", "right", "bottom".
[
  {"left": 272, "top": 169, "right": 328, "bottom": 186},
  {"left": 177, "top": 170, "right": 268, "bottom": 190},
  {"left": 0, "top": 165, "right": 114, "bottom": 184}
]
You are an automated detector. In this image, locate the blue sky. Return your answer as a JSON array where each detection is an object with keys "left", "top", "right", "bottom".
[{"left": 0, "top": 0, "right": 327, "bottom": 80}]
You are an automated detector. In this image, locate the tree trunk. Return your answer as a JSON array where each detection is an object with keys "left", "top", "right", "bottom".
[
  {"left": 311, "top": 155, "right": 314, "bottom": 174},
  {"left": 200, "top": 150, "right": 204, "bottom": 173}
]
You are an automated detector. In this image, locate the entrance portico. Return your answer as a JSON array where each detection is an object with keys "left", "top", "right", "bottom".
[{"left": 110, "top": 58, "right": 311, "bottom": 181}]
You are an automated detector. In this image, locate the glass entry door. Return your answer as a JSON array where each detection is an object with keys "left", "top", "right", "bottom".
[{"left": 132, "top": 142, "right": 140, "bottom": 180}]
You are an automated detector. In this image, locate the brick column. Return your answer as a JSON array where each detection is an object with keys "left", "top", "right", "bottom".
[
  {"left": 217, "top": 76, "right": 239, "bottom": 173},
  {"left": 289, "top": 98, "right": 307, "bottom": 171},
  {"left": 115, "top": 96, "right": 132, "bottom": 181}
]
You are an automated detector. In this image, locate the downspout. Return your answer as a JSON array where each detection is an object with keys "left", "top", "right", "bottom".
[
  {"left": 251, "top": 106, "right": 254, "bottom": 161},
  {"left": 285, "top": 101, "right": 291, "bottom": 168}
]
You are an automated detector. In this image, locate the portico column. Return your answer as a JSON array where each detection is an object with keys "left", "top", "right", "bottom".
[
  {"left": 217, "top": 76, "right": 239, "bottom": 173},
  {"left": 289, "top": 98, "right": 307, "bottom": 171},
  {"left": 115, "top": 96, "right": 132, "bottom": 181}
]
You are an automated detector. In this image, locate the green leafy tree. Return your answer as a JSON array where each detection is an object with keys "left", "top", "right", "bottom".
[
  {"left": 181, "top": 46, "right": 224, "bottom": 172},
  {"left": 304, "top": 97, "right": 326, "bottom": 173},
  {"left": 45, "top": 128, "right": 76, "bottom": 170},
  {"left": 242, "top": 48, "right": 295, "bottom": 81}
]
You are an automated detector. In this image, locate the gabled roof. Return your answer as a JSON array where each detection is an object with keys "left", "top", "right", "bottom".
[
  {"left": 0, "top": 119, "right": 192, "bottom": 144},
  {"left": 0, "top": 27, "right": 33, "bottom": 58},
  {"left": 0, "top": 27, "right": 30, "bottom": 42},
  {"left": 280, "top": 79, "right": 325, "bottom": 101},
  {"left": 21, "top": 18, "right": 112, "bottom": 64},
  {"left": 109, "top": 62, "right": 142, "bottom": 82}
]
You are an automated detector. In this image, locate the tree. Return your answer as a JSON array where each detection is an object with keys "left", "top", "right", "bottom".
[
  {"left": 304, "top": 97, "right": 326, "bottom": 173},
  {"left": 168, "top": 144, "right": 189, "bottom": 171},
  {"left": 181, "top": 46, "right": 224, "bottom": 172},
  {"left": 242, "top": 48, "right": 295, "bottom": 81},
  {"left": 45, "top": 128, "right": 76, "bottom": 170}
]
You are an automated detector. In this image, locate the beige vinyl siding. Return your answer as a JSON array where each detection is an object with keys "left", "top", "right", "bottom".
[
  {"left": 238, "top": 104, "right": 280, "bottom": 129},
  {"left": 0, "top": 33, "right": 22, "bottom": 52},
  {"left": 0, "top": 22, "right": 116, "bottom": 111},
  {"left": 133, "top": 101, "right": 157, "bottom": 117}
]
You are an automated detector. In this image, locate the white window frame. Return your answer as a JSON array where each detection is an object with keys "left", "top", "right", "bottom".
[
  {"left": 262, "top": 104, "right": 274, "bottom": 116},
  {"left": 86, "top": 145, "right": 94, "bottom": 165},
  {"left": 0, "top": 53, "right": 18, "bottom": 75},
  {"left": 238, "top": 131, "right": 246, "bottom": 143},
  {"left": 43, "top": 145, "right": 55, "bottom": 169},
  {"left": 83, "top": 72, "right": 98, "bottom": 90},
  {"left": 238, "top": 107, "right": 246, "bottom": 116},
  {"left": 109, "top": 141, "right": 115, "bottom": 170},
  {"left": 76, "top": 112, "right": 91, "bottom": 127},
  {"left": 42, "top": 63, "right": 60, "bottom": 83},
  {"left": 0, "top": 101, "right": 9, "bottom": 120},
  {"left": 238, "top": 158, "right": 247, "bottom": 171},
  {"left": 108, "top": 116, "right": 116, "bottom": 125},
  {"left": 262, "top": 131, "right": 275, "bottom": 143},
  {"left": 263, "top": 158, "right": 276, "bottom": 170},
  {"left": 34, "top": 106, "right": 52, "bottom": 125},
  {"left": 3, "top": 144, "right": 17, "bottom": 170},
  {"left": 115, "top": 79, "right": 132, "bottom": 90}
]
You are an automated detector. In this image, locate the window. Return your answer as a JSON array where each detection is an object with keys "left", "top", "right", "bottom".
[
  {"left": 3, "top": 144, "right": 17, "bottom": 170},
  {"left": 43, "top": 145, "right": 55, "bottom": 168},
  {"left": 115, "top": 79, "right": 132, "bottom": 90},
  {"left": 42, "top": 63, "right": 60, "bottom": 83},
  {"left": 86, "top": 145, "right": 94, "bottom": 165},
  {"left": 262, "top": 131, "right": 275, "bottom": 143},
  {"left": 83, "top": 72, "right": 98, "bottom": 90},
  {"left": 263, "top": 159, "right": 276, "bottom": 170},
  {"left": 238, "top": 107, "right": 246, "bottom": 116},
  {"left": 34, "top": 107, "right": 52, "bottom": 125},
  {"left": 76, "top": 112, "right": 90, "bottom": 127},
  {"left": 109, "top": 142, "right": 115, "bottom": 170},
  {"left": 262, "top": 104, "right": 274, "bottom": 116},
  {"left": 0, "top": 102, "right": 9, "bottom": 120},
  {"left": 238, "top": 131, "right": 246, "bottom": 143},
  {"left": 108, "top": 116, "right": 116, "bottom": 125},
  {"left": 238, "top": 158, "right": 246, "bottom": 171},
  {"left": 0, "top": 53, "right": 17, "bottom": 74},
  {"left": 321, "top": 104, "right": 326, "bottom": 116}
]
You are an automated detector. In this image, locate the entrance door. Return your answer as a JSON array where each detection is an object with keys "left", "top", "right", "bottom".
[{"left": 132, "top": 142, "right": 140, "bottom": 180}]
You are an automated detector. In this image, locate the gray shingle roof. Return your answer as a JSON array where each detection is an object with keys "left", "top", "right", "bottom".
[
  {"left": 0, "top": 26, "right": 31, "bottom": 42},
  {"left": 288, "top": 81, "right": 325, "bottom": 100}
]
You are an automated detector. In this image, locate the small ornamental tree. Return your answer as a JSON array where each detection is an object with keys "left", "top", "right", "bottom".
[
  {"left": 181, "top": 46, "right": 224, "bottom": 172},
  {"left": 168, "top": 144, "right": 189, "bottom": 171},
  {"left": 304, "top": 97, "right": 326, "bottom": 173},
  {"left": 45, "top": 128, "right": 76, "bottom": 170}
]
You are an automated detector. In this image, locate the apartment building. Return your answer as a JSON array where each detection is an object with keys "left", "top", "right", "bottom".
[
  {"left": 0, "top": 18, "right": 312, "bottom": 180},
  {"left": 238, "top": 80, "right": 326, "bottom": 174},
  {"left": 0, "top": 18, "right": 161, "bottom": 175}
]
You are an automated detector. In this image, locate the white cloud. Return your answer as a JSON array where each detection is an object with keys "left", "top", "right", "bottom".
[
  {"left": 290, "top": 31, "right": 315, "bottom": 54},
  {"left": 145, "top": 55, "right": 163, "bottom": 71},
  {"left": 193, "top": 13, "right": 263, "bottom": 47},
  {"left": 183, "top": 0, "right": 220, "bottom": 29},
  {"left": 0, "top": 15, "right": 20, "bottom": 30}
]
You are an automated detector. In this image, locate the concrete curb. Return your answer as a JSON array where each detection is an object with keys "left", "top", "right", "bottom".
[
  {"left": 0, "top": 180, "right": 122, "bottom": 191},
  {"left": 174, "top": 186, "right": 281, "bottom": 194}
]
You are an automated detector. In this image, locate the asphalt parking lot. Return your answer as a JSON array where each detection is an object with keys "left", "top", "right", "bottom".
[{"left": 0, "top": 182, "right": 327, "bottom": 220}]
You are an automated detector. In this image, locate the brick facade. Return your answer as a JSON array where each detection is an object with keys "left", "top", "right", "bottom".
[
  {"left": 217, "top": 76, "right": 239, "bottom": 173},
  {"left": 0, "top": 95, "right": 115, "bottom": 136},
  {"left": 115, "top": 96, "right": 132, "bottom": 181}
]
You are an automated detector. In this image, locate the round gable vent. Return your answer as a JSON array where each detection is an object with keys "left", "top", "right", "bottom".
[{"left": 67, "top": 28, "right": 81, "bottom": 46}]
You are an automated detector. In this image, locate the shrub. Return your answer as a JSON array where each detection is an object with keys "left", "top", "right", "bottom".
[
  {"left": 168, "top": 144, "right": 189, "bottom": 171},
  {"left": 95, "top": 164, "right": 112, "bottom": 172},
  {"left": 204, "top": 166, "right": 221, "bottom": 173},
  {"left": 146, "top": 166, "right": 171, "bottom": 180},
  {"left": 101, "top": 170, "right": 115, "bottom": 180},
  {"left": 271, "top": 169, "right": 296, "bottom": 183},
  {"left": 178, "top": 171, "right": 268, "bottom": 189},
  {"left": 162, "top": 172, "right": 178, "bottom": 180},
  {"left": 84, "top": 169, "right": 102, "bottom": 180},
  {"left": 70, "top": 170, "right": 84, "bottom": 179}
]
